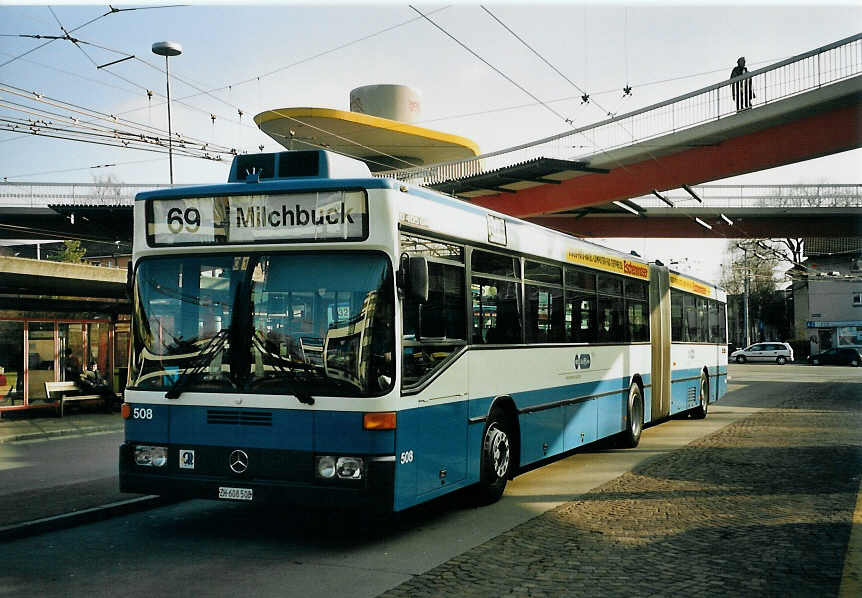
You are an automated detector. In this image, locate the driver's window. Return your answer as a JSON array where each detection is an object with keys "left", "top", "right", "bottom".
[{"left": 400, "top": 234, "right": 466, "bottom": 389}]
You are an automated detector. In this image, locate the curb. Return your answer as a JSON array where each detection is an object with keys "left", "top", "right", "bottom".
[
  {"left": 0, "top": 495, "right": 177, "bottom": 542},
  {"left": 0, "top": 424, "right": 123, "bottom": 444}
]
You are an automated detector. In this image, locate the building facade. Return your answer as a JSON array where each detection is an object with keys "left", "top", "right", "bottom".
[
  {"left": 791, "top": 238, "right": 862, "bottom": 355},
  {"left": 0, "top": 257, "right": 128, "bottom": 415}
]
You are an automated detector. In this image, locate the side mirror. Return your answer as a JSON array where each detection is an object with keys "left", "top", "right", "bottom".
[{"left": 397, "top": 254, "right": 429, "bottom": 303}]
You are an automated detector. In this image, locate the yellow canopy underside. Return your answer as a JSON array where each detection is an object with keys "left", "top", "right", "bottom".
[{"left": 254, "top": 107, "right": 479, "bottom": 171}]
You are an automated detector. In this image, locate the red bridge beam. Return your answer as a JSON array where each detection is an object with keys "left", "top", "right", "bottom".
[{"left": 472, "top": 103, "right": 861, "bottom": 218}]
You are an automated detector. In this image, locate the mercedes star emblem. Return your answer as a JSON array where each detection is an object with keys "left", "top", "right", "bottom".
[{"left": 229, "top": 449, "right": 249, "bottom": 474}]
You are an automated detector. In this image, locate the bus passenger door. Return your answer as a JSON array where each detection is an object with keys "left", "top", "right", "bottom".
[{"left": 413, "top": 357, "right": 468, "bottom": 496}]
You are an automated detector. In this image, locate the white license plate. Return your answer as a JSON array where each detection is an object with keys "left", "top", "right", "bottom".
[{"left": 218, "top": 486, "right": 253, "bottom": 501}]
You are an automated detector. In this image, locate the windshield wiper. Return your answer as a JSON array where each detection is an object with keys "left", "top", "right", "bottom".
[
  {"left": 165, "top": 329, "right": 231, "bottom": 399},
  {"left": 251, "top": 334, "right": 315, "bottom": 405}
]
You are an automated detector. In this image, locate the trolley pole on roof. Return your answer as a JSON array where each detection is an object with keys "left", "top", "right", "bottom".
[{"left": 152, "top": 41, "right": 183, "bottom": 184}]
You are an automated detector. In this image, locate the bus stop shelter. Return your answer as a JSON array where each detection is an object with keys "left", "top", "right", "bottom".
[{"left": 0, "top": 257, "right": 129, "bottom": 415}]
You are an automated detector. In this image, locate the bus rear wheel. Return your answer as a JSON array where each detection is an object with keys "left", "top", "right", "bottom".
[
  {"left": 619, "top": 383, "right": 643, "bottom": 448},
  {"left": 691, "top": 373, "right": 709, "bottom": 419},
  {"left": 475, "top": 408, "right": 512, "bottom": 505}
]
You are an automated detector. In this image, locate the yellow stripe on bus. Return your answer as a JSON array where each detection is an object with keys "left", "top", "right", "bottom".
[
  {"left": 669, "top": 273, "right": 713, "bottom": 297},
  {"left": 566, "top": 250, "right": 650, "bottom": 280}
]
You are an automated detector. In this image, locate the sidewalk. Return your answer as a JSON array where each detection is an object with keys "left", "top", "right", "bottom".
[
  {"left": 0, "top": 408, "right": 147, "bottom": 536},
  {"left": 0, "top": 409, "right": 123, "bottom": 444}
]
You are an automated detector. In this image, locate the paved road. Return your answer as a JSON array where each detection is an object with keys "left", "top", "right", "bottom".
[
  {"left": 0, "top": 364, "right": 858, "bottom": 597},
  {"left": 0, "top": 431, "right": 132, "bottom": 527}
]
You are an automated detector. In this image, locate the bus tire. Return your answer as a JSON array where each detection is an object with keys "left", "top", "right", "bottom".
[
  {"left": 620, "top": 383, "right": 643, "bottom": 448},
  {"left": 691, "top": 373, "right": 709, "bottom": 419},
  {"left": 475, "top": 408, "right": 512, "bottom": 505}
]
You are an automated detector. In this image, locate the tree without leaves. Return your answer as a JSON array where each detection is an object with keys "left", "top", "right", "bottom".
[{"left": 720, "top": 240, "right": 779, "bottom": 295}]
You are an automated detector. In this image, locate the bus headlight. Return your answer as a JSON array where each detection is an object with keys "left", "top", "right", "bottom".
[
  {"left": 336, "top": 457, "right": 363, "bottom": 480},
  {"left": 315, "top": 455, "right": 336, "bottom": 479},
  {"left": 135, "top": 445, "right": 167, "bottom": 467}
]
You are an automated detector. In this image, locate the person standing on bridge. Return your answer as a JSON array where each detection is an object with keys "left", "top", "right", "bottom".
[{"left": 730, "top": 57, "right": 754, "bottom": 110}]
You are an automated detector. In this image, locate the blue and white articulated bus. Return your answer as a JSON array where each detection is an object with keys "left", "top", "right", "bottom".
[{"left": 120, "top": 150, "right": 728, "bottom": 512}]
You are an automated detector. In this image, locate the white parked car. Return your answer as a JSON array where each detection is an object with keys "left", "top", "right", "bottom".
[{"left": 731, "top": 342, "right": 794, "bottom": 365}]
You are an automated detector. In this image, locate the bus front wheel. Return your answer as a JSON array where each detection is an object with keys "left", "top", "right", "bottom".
[
  {"left": 620, "top": 383, "right": 643, "bottom": 448},
  {"left": 475, "top": 408, "right": 512, "bottom": 505}
]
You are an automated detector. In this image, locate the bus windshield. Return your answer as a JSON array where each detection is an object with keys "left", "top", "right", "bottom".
[{"left": 130, "top": 252, "right": 395, "bottom": 397}]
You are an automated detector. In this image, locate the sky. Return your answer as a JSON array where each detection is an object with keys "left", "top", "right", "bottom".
[{"left": 1, "top": 1, "right": 860, "bottom": 280}]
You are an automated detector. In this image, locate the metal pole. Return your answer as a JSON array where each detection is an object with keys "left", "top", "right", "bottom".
[
  {"left": 165, "top": 55, "right": 174, "bottom": 184},
  {"left": 743, "top": 249, "right": 751, "bottom": 346}
]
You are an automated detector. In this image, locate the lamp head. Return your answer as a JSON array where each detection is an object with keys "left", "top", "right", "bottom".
[{"left": 152, "top": 41, "right": 182, "bottom": 57}]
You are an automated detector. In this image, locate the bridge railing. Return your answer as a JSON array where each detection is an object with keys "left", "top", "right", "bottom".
[
  {"left": 628, "top": 184, "right": 862, "bottom": 209},
  {"left": 0, "top": 182, "right": 175, "bottom": 207},
  {"left": 378, "top": 33, "right": 862, "bottom": 186},
  {"left": 2, "top": 182, "right": 857, "bottom": 211}
]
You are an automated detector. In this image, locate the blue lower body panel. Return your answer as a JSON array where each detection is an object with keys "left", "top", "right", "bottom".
[{"left": 121, "top": 405, "right": 396, "bottom": 511}]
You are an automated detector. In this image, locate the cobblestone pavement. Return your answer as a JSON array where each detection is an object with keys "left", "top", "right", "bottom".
[{"left": 381, "top": 382, "right": 862, "bottom": 598}]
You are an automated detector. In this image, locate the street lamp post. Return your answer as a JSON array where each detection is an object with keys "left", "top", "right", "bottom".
[
  {"left": 151, "top": 41, "right": 182, "bottom": 184},
  {"left": 736, "top": 243, "right": 752, "bottom": 347}
]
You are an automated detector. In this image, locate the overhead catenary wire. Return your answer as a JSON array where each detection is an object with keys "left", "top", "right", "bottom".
[
  {"left": 0, "top": 157, "right": 167, "bottom": 180},
  {"left": 0, "top": 83, "right": 234, "bottom": 154},
  {"left": 2, "top": 7, "right": 427, "bottom": 165},
  {"left": 0, "top": 4, "right": 187, "bottom": 70},
  {"left": 480, "top": 5, "right": 612, "bottom": 121},
  {"left": 154, "top": 6, "right": 453, "bottom": 108},
  {"left": 415, "top": 57, "right": 787, "bottom": 125},
  {"left": 409, "top": 5, "right": 574, "bottom": 126}
]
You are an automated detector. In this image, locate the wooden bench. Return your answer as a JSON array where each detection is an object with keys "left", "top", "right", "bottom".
[{"left": 44, "top": 381, "right": 103, "bottom": 417}]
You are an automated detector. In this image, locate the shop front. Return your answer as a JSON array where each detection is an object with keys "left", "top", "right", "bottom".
[
  {"left": 806, "top": 320, "right": 862, "bottom": 354},
  {"left": 0, "top": 256, "right": 129, "bottom": 416},
  {"left": 0, "top": 314, "right": 129, "bottom": 414}
]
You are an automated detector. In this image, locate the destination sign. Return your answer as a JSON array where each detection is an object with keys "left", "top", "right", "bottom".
[{"left": 148, "top": 191, "right": 367, "bottom": 246}]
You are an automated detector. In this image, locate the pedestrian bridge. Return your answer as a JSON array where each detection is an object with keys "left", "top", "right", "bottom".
[{"left": 381, "top": 33, "right": 862, "bottom": 236}]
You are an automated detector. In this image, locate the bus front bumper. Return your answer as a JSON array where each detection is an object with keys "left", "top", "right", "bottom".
[{"left": 119, "top": 443, "right": 395, "bottom": 511}]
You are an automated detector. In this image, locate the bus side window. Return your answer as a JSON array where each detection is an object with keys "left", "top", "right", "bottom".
[
  {"left": 670, "top": 291, "right": 684, "bottom": 341},
  {"left": 597, "top": 296, "right": 625, "bottom": 343},
  {"left": 684, "top": 294, "right": 697, "bottom": 342},
  {"left": 525, "top": 284, "right": 564, "bottom": 343},
  {"left": 565, "top": 293, "right": 596, "bottom": 343},
  {"left": 708, "top": 300, "right": 720, "bottom": 343},
  {"left": 473, "top": 278, "right": 521, "bottom": 345},
  {"left": 697, "top": 297, "right": 709, "bottom": 343}
]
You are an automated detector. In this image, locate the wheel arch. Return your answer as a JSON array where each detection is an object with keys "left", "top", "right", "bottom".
[
  {"left": 487, "top": 394, "right": 521, "bottom": 479},
  {"left": 630, "top": 372, "right": 645, "bottom": 395},
  {"left": 702, "top": 366, "right": 711, "bottom": 400}
]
